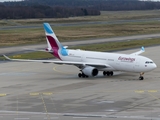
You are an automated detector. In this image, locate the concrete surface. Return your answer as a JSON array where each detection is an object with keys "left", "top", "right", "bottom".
[{"left": 0, "top": 46, "right": 159, "bottom": 120}]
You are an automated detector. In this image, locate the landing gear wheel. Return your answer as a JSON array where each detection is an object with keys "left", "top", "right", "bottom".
[
  {"left": 110, "top": 71, "right": 113, "bottom": 76},
  {"left": 106, "top": 71, "right": 110, "bottom": 76},
  {"left": 103, "top": 71, "right": 114, "bottom": 76},
  {"left": 139, "top": 76, "right": 144, "bottom": 80},
  {"left": 103, "top": 71, "right": 107, "bottom": 76},
  {"left": 139, "top": 72, "right": 144, "bottom": 80},
  {"left": 78, "top": 72, "right": 89, "bottom": 78},
  {"left": 78, "top": 73, "right": 82, "bottom": 78},
  {"left": 82, "top": 73, "right": 86, "bottom": 78}
]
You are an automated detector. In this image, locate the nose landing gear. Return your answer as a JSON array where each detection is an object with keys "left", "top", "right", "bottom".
[{"left": 139, "top": 72, "right": 144, "bottom": 80}]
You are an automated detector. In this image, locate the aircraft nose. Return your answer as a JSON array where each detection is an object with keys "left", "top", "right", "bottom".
[{"left": 152, "top": 63, "right": 157, "bottom": 69}]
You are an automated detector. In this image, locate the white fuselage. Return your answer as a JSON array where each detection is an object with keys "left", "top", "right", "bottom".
[{"left": 59, "top": 49, "right": 157, "bottom": 73}]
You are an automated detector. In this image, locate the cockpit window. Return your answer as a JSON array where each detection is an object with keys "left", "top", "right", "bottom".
[{"left": 145, "top": 61, "right": 153, "bottom": 64}]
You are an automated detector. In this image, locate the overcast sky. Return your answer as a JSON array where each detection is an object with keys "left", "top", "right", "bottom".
[{"left": 0, "top": 0, "right": 160, "bottom": 2}]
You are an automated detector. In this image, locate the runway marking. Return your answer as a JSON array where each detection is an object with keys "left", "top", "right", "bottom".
[
  {"left": 134, "top": 90, "right": 144, "bottom": 93},
  {"left": 13, "top": 55, "right": 21, "bottom": 58},
  {"left": 135, "top": 90, "right": 158, "bottom": 93},
  {"left": 43, "top": 93, "right": 53, "bottom": 95},
  {"left": 53, "top": 65, "right": 75, "bottom": 75},
  {"left": 147, "top": 90, "right": 157, "bottom": 93},
  {"left": 49, "top": 95, "right": 58, "bottom": 112},
  {"left": 40, "top": 95, "right": 50, "bottom": 120},
  {"left": 29, "top": 92, "right": 53, "bottom": 96},
  {"left": 0, "top": 94, "right": 7, "bottom": 97},
  {"left": 147, "top": 93, "right": 160, "bottom": 101},
  {"left": 14, "top": 118, "right": 30, "bottom": 120},
  {"left": 29, "top": 93, "right": 39, "bottom": 96},
  {"left": 27, "top": 90, "right": 159, "bottom": 96}
]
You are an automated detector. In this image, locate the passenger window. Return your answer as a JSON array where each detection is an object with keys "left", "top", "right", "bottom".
[
  {"left": 145, "top": 61, "right": 149, "bottom": 64},
  {"left": 145, "top": 61, "right": 153, "bottom": 64}
]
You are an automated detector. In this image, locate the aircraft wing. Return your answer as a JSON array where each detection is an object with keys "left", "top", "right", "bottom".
[
  {"left": 130, "top": 46, "right": 145, "bottom": 55},
  {"left": 3, "top": 55, "right": 111, "bottom": 68}
]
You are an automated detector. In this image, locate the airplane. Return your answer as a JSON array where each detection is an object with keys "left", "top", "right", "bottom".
[{"left": 3, "top": 23, "right": 157, "bottom": 80}]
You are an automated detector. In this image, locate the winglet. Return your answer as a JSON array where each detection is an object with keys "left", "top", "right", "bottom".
[
  {"left": 130, "top": 46, "right": 145, "bottom": 55},
  {"left": 141, "top": 46, "right": 145, "bottom": 52},
  {"left": 3, "top": 55, "right": 11, "bottom": 60}
]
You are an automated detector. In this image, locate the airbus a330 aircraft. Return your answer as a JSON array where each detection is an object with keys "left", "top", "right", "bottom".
[{"left": 4, "top": 23, "right": 157, "bottom": 80}]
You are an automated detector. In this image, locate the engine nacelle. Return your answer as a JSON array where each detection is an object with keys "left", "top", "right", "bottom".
[{"left": 82, "top": 66, "right": 98, "bottom": 77}]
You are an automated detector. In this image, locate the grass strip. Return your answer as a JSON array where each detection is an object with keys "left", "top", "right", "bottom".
[
  {"left": 1, "top": 21, "right": 160, "bottom": 47},
  {"left": 72, "top": 38, "right": 160, "bottom": 52},
  {"left": 0, "top": 51, "right": 53, "bottom": 60}
]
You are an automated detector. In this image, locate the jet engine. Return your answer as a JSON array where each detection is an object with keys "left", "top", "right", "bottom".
[{"left": 82, "top": 66, "right": 98, "bottom": 77}]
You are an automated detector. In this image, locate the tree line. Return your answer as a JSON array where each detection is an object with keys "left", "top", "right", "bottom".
[
  {"left": 1, "top": 0, "right": 160, "bottom": 19},
  {"left": 4, "top": 0, "right": 160, "bottom": 11},
  {"left": 93, "top": 0, "right": 160, "bottom": 11},
  {"left": 0, "top": 4, "right": 100, "bottom": 19}
]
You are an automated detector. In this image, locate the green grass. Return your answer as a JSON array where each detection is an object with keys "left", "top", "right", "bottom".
[
  {"left": 72, "top": 39, "right": 160, "bottom": 52},
  {"left": 1, "top": 21, "right": 160, "bottom": 47},
  {"left": 11, "top": 51, "right": 53, "bottom": 59},
  {"left": 0, "top": 10, "right": 160, "bottom": 47},
  {"left": 0, "top": 51, "right": 53, "bottom": 60},
  {"left": 101, "top": 10, "right": 160, "bottom": 20}
]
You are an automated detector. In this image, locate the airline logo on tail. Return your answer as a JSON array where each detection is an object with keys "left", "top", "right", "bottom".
[{"left": 43, "top": 23, "right": 68, "bottom": 59}]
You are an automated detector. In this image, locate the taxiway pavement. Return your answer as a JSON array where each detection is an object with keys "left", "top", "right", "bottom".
[{"left": 0, "top": 46, "right": 159, "bottom": 120}]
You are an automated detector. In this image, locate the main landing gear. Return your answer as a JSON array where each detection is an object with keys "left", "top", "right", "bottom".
[
  {"left": 139, "top": 72, "right": 144, "bottom": 80},
  {"left": 103, "top": 71, "right": 113, "bottom": 76},
  {"left": 78, "top": 73, "right": 88, "bottom": 78}
]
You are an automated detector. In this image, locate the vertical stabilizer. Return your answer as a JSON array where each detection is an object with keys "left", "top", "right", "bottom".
[{"left": 43, "top": 23, "right": 63, "bottom": 59}]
